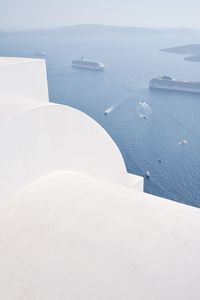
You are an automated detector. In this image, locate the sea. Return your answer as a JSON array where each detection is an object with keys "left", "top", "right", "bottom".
[{"left": 1, "top": 31, "right": 200, "bottom": 207}]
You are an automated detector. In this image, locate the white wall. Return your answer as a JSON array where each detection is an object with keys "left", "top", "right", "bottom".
[
  {"left": 0, "top": 58, "right": 49, "bottom": 102},
  {"left": 0, "top": 104, "right": 132, "bottom": 202}
]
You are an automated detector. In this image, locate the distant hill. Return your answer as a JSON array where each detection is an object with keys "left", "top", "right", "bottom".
[
  {"left": 161, "top": 44, "right": 200, "bottom": 55},
  {"left": 161, "top": 44, "right": 200, "bottom": 62},
  {"left": 2, "top": 24, "right": 196, "bottom": 37}
]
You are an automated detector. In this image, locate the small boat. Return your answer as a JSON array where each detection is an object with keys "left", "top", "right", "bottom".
[
  {"left": 139, "top": 114, "right": 147, "bottom": 120},
  {"left": 179, "top": 139, "right": 188, "bottom": 145},
  {"left": 35, "top": 51, "right": 46, "bottom": 58},
  {"left": 145, "top": 171, "right": 151, "bottom": 178}
]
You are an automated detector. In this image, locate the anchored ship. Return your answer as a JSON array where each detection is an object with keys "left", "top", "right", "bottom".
[
  {"left": 34, "top": 51, "right": 46, "bottom": 58},
  {"left": 149, "top": 75, "right": 200, "bottom": 93},
  {"left": 72, "top": 57, "right": 105, "bottom": 71}
]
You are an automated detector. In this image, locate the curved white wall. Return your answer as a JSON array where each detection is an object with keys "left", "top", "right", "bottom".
[{"left": 0, "top": 104, "right": 129, "bottom": 202}]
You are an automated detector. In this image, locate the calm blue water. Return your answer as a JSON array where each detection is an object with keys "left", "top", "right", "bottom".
[{"left": 1, "top": 33, "right": 200, "bottom": 207}]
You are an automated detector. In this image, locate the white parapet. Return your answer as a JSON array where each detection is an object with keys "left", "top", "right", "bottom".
[{"left": 0, "top": 171, "right": 199, "bottom": 300}]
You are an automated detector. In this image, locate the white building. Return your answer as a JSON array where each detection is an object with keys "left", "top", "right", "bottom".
[{"left": 0, "top": 57, "right": 200, "bottom": 299}]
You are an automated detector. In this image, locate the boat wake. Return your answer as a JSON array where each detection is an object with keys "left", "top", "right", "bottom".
[
  {"left": 178, "top": 139, "right": 188, "bottom": 145},
  {"left": 104, "top": 104, "right": 117, "bottom": 115},
  {"left": 139, "top": 101, "right": 151, "bottom": 110},
  {"left": 136, "top": 101, "right": 152, "bottom": 119},
  {"left": 104, "top": 92, "right": 142, "bottom": 116}
]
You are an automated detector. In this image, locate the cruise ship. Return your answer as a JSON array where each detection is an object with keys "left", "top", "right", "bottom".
[
  {"left": 72, "top": 57, "right": 105, "bottom": 71},
  {"left": 149, "top": 75, "right": 200, "bottom": 93}
]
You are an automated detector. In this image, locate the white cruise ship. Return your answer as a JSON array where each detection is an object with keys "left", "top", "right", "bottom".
[
  {"left": 72, "top": 57, "right": 105, "bottom": 71},
  {"left": 149, "top": 75, "right": 200, "bottom": 93}
]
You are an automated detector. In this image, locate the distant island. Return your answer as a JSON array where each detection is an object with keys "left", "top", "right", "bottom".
[
  {"left": 161, "top": 44, "right": 200, "bottom": 62},
  {"left": 0, "top": 24, "right": 196, "bottom": 37}
]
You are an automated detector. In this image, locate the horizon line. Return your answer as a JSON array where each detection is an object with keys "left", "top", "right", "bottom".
[{"left": 1, "top": 23, "right": 198, "bottom": 33}]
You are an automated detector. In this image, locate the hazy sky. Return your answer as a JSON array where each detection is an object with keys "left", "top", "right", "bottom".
[{"left": 1, "top": 0, "right": 200, "bottom": 30}]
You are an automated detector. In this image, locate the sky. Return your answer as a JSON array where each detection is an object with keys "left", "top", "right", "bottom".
[{"left": 1, "top": 0, "right": 200, "bottom": 31}]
